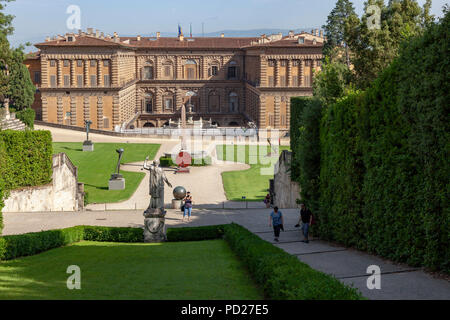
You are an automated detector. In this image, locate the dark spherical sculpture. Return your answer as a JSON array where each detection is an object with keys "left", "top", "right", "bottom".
[{"left": 173, "top": 186, "right": 187, "bottom": 200}]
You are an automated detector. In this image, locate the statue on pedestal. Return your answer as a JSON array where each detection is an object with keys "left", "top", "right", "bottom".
[{"left": 142, "top": 157, "right": 173, "bottom": 242}]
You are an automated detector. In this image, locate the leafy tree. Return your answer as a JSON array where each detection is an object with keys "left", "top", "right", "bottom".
[
  {"left": 313, "top": 57, "right": 354, "bottom": 105},
  {"left": 322, "top": 0, "right": 357, "bottom": 66},
  {"left": 344, "top": 0, "right": 434, "bottom": 88},
  {"left": 6, "top": 47, "right": 35, "bottom": 110}
]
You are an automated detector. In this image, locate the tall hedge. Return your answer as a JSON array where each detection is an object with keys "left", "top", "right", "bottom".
[
  {"left": 290, "top": 97, "right": 323, "bottom": 214},
  {"left": 15, "top": 108, "right": 35, "bottom": 129},
  {"left": 0, "top": 130, "right": 53, "bottom": 235},
  {"left": 317, "top": 13, "right": 449, "bottom": 272}
]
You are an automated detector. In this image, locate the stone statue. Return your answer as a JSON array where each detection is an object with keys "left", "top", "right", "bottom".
[
  {"left": 113, "top": 148, "right": 125, "bottom": 178},
  {"left": 142, "top": 157, "right": 173, "bottom": 242}
]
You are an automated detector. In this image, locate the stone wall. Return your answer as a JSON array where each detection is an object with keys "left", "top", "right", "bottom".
[
  {"left": 3, "top": 153, "right": 82, "bottom": 213},
  {"left": 272, "top": 150, "right": 301, "bottom": 209}
]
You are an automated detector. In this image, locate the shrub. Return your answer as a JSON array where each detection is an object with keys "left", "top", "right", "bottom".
[
  {"left": 159, "top": 156, "right": 212, "bottom": 167},
  {"left": 15, "top": 108, "right": 35, "bottom": 129},
  {"left": 167, "top": 225, "right": 225, "bottom": 242},
  {"left": 83, "top": 226, "right": 143, "bottom": 243},
  {"left": 223, "top": 224, "right": 362, "bottom": 300}
]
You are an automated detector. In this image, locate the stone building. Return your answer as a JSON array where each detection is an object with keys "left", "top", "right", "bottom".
[{"left": 27, "top": 28, "right": 324, "bottom": 132}]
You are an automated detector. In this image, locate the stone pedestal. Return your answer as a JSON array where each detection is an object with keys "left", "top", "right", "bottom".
[
  {"left": 172, "top": 199, "right": 182, "bottom": 209},
  {"left": 143, "top": 208, "right": 167, "bottom": 243},
  {"left": 176, "top": 167, "right": 190, "bottom": 174},
  {"left": 109, "top": 174, "right": 125, "bottom": 190},
  {"left": 83, "top": 141, "right": 94, "bottom": 152}
]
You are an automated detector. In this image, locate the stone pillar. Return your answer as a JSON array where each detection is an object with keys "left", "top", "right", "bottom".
[
  {"left": 70, "top": 95, "right": 77, "bottom": 126},
  {"left": 275, "top": 60, "right": 281, "bottom": 87},
  {"left": 200, "top": 88, "right": 208, "bottom": 113},
  {"left": 70, "top": 60, "right": 76, "bottom": 87},
  {"left": 97, "top": 96, "right": 104, "bottom": 130},
  {"left": 300, "top": 59, "right": 305, "bottom": 87},
  {"left": 274, "top": 96, "right": 281, "bottom": 128},
  {"left": 155, "top": 89, "right": 163, "bottom": 114},
  {"left": 57, "top": 96, "right": 63, "bottom": 124},
  {"left": 83, "top": 96, "right": 90, "bottom": 123},
  {"left": 260, "top": 57, "right": 267, "bottom": 87},
  {"left": 175, "top": 88, "right": 183, "bottom": 111},
  {"left": 155, "top": 56, "right": 160, "bottom": 79},
  {"left": 97, "top": 59, "right": 103, "bottom": 87},
  {"left": 287, "top": 60, "right": 293, "bottom": 87},
  {"left": 84, "top": 59, "right": 89, "bottom": 87},
  {"left": 57, "top": 60, "right": 63, "bottom": 87},
  {"left": 41, "top": 96, "right": 48, "bottom": 122},
  {"left": 112, "top": 95, "right": 120, "bottom": 127},
  {"left": 286, "top": 96, "right": 291, "bottom": 129},
  {"left": 41, "top": 57, "right": 48, "bottom": 88},
  {"left": 176, "top": 56, "right": 182, "bottom": 80},
  {"left": 111, "top": 55, "right": 119, "bottom": 86},
  {"left": 259, "top": 95, "right": 267, "bottom": 128}
]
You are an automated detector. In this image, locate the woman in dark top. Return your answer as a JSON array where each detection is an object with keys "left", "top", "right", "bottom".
[
  {"left": 183, "top": 192, "right": 193, "bottom": 222},
  {"left": 269, "top": 206, "right": 284, "bottom": 242}
]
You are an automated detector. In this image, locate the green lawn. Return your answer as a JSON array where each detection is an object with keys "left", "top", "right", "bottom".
[
  {"left": 217, "top": 145, "right": 290, "bottom": 201},
  {"left": 0, "top": 240, "right": 262, "bottom": 300},
  {"left": 53, "top": 143, "right": 160, "bottom": 204}
]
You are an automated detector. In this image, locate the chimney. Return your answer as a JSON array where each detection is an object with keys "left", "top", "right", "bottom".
[
  {"left": 288, "top": 30, "right": 294, "bottom": 38},
  {"left": 96, "top": 29, "right": 100, "bottom": 38},
  {"left": 45, "top": 36, "right": 51, "bottom": 42},
  {"left": 100, "top": 32, "right": 104, "bottom": 39},
  {"left": 311, "top": 29, "right": 314, "bottom": 35},
  {"left": 179, "top": 33, "right": 184, "bottom": 41},
  {"left": 87, "top": 28, "right": 93, "bottom": 35},
  {"left": 78, "top": 29, "right": 82, "bottom": 35},
  {"left": 220, "top": 33, "right": 225, "bottom": 38},
  {"left": 156, "top": 32, "right": 160, "bottom": 39},
  {"left": 315, "top": 29, "right": 319, "bottom": 37},
  {"left": 137, "top": 35, "right": 141, "bottom": 41}
]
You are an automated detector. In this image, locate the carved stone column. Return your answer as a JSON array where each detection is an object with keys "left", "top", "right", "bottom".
[
  {"left": 274, "top": 96, "right": 281, "bottom": 128},
  {"left": 155, "top": 89, "right": 163, "bottom": 114},
  {"left": 70, "top": 95, "right": 77, "bottom": 126},
  {"left": 175, "top": 88, "right": 183, "bottom": 111},
  {"left": 300, "top": 59, "right": 305, "bottom": 87},
  {"left": 97, "top": 59, "right": 103, "bottom": 87},
  {"left": 57, "top": 60, "right": 63, "bottom": 87},
  {"left": 57, "top": 96, "right": 63, "bottom": 124},
  {"left": 70, "top": 60, "right": 76, "bottom": 87},
  {"left": 111, "top": 55, "right": 119, "bottom": 86},
  {"left": 286, "top": 96, "right": 291, "bottom": 129},
  {"left": 97, "top": 96, "right": 104, "bottom": 130},
  {"left": 275, "top": 60, "right": 281, "bottom": 87},
  {"left": 41, "top": 96, "right": 48, "bottom": 122},
  {"left": 287, "top": 60, "right": 293, "bottom": 87},
  {"left": 41, "top": 56, "right": 48, "bottom": 88},
  {"left": 112, "top": 95, "right": 120, "bottom": 128},
  {"left": 83, "top": 96, "right": 90, "bottom": 122},
  {"left": 260, "top": 57, "right": 267, "bottom": 87},
  {"left": 84, "top": 59, "right": 89, "bottom": 87},
  {"left": 176, "top": 56, "right": 182, "bottom": 80},
  {"left": 259, "top": 95, "right": 267, "bottom": 128}
]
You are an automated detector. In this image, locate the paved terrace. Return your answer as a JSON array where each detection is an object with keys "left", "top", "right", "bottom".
[{"left": 3, "top": 208, "right": 449, "bottom": 300}]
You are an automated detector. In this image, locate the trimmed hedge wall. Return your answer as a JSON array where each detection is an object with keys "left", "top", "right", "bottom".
[
  {"left": 223, "top": 223, "right": 362, "bottom": 300},
  {"left": 159, "top": 156, "right": 212, "bottom": 167},
  {"left": 313, "top": 14, "right": 449, "bottom": 272},
  {"left": 290, "top": 97, "right": 323, "bottom": 214},
  {"left": 0, "top": 130, "right": 53, "bottom": 235},
  {"left": 167, "top": 225, "right": 225, "bottom": 242}
]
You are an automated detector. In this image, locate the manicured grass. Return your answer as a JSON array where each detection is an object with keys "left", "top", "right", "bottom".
[
  {"left": 0, "top": 240, "right": 262, "bottom": 300},
  {"left": 53, "top": 143, "right": 160, "bottom": 204},
  {"left": 217, "top": 145, "right": 290, "bottom": 201}
]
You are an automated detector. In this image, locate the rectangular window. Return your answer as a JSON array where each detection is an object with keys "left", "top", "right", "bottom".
[
  {"left": 50, "top": 75, "right": 57, "bottom": 87},
  {"left": 90, "top": 60, "right": 97, "bottom": 67},
  {"left": 104, "top": 75, "right": 110, "bottom": 87},
  {"left": 64, "top": 75, "right": 70, "bottom": 87},
  {"left": 164, "top": 98, "right": 173, "bottom": 110},
  {"left": 77, "top": 60, "right": 83, "bottom": 67},
  {"left": 143, "top": 66, "right": 153, "bottom": 79},
  {"left": 63, "top": 60, "right": 70, "bottom": 67},
  {"left": 103, "top": 117, "right": 109, "bottom": 128},
  {"left": 164, "top": 66, "right": 171, "bottom": 77},
  {"left": 281, "top": 60, "right": 287, "bottom": 67},
  {"left": 187, "top": 68, "right": 195, "bottom": 79},
  {"left": 268, "top": 60, "right": 275, "bottom": 67},
  {"left": 34, "top": 72, "right": 41, "bottom": 84},
  {"left": 211, "top": 66, "right": 218, "bottom": 76},
  {"left": 90, "top": 75, "right": 97, "bottom": 87},
  {"left": 280, "top": 76, "right": 286, "bottom": 86},
  {"left": 268, "top": 76, "right": 274, "bottom": 87},
  {"left": 268, "top": 114, "right": 274, "bottom": 127},
  {"left": 292, "top": 76, "right": 298, "bottom": 86},
  {"left": 227, "top": 67, "right": 236, "bottom": 79},
  {"left": 281, "top": 115, "right": 286, "bottom": 126},
  {"left": 305, "top": 60, "right": 311, "bottom": 66},
  {"left": 77, "top": 75, "right": 83, "bottom": 87},
  {"left": 293, "top": 60, "right": 300, "bottom": 66},
  {"left": 103, "top": 60, "right": 110, "bottom": 67},
  {"left": 50, "top": 60, "right": 56, "bottom": 67}
]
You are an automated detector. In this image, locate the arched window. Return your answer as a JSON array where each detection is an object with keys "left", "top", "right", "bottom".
[
  {"left": 162, "top": 61, "right": 174, "bottom": 79},
  {"left": 227, "top": 61, "right": 239, "bottom": 80},
  {"left": 144, "top": 93, "right": 153, "bottom": 113},
  {"left": 184, "top": 60, "right": 197, "bottom": 79},
  {"left": 209, "top": 60, "right": 220, "bottom": 77},
  {"left": 142, "top": 61, "right": 153, "bottom": 80},
  {"left": 208, "top": 90, "right": 220, "bottom": 113},
  {"left": 163, "top": 94, "right": 174, "bottom": 112},
  {"left": 143, "top": 122, "right": 155, "bottom": 128},
  {"left": 229, "top": 92, "right": 239, "bottom": 113}
]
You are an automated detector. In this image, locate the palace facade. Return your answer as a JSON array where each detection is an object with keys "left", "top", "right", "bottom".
[{"left": 26, "top": 28, "right": 324, "bottom": 132}]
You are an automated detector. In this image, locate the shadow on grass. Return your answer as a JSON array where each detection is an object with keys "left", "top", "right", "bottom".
[
  {"left": 59, "top": 146, "right": 83, "bottom": 152},
  {"left": 84, "top": 184, "right": 108, "bottom": 191}
]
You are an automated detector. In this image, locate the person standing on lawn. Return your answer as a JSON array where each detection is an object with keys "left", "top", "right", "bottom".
[
  {"left": 296, "top": 204, "right": 313, "bottom": 243},
  {"left": 269, "top": 206, "right": 284, "bottom": 242}
]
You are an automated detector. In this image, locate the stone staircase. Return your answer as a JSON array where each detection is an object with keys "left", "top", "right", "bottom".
[{"left": 0, "top": 118, "right": 27, "bottom": 131}]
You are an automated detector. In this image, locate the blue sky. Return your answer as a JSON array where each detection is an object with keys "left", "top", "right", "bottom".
[{"left": 5, "top": 0, "right": 449, "bottom": 48}]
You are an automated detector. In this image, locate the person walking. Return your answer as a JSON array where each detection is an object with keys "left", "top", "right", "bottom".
[
  {"left": 264, "top": 194, "right": 271, "bottom": 208},
  {"left": 296, "top": 204, "right": 313, "bottom": 243},
  {"left": 269, "top": 206, "right": 284, "bottom": 242},
  {"left": 183, "top": 192, "right": 193, "bottom": 222}
]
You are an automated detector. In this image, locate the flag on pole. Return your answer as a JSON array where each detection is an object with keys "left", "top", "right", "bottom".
[{"left": 178, "top": 25, "right": 182, "bottom": 37}]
